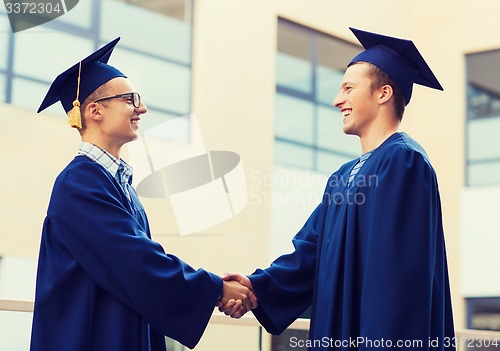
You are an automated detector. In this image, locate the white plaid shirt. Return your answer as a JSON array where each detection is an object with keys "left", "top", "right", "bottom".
[{"left": 78, "top": 142, "right": 133, "bottom": 201}]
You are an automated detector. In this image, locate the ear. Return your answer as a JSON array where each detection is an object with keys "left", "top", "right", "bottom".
[
  {"left": 85, "top": 102, "right": 103, "bottom": 122},
  {"left": 378, "top": 84, "right": 393, "bottom": 105}
]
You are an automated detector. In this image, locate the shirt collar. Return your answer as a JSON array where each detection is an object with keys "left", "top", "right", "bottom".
[{"left": 78, "top": 142, "right": 133, "bottom": 185}]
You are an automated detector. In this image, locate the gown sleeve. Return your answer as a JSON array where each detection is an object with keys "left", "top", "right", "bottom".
[
  {"left": 249, "top": 200, "right": 327, "bottom": 335},
  {"left": 47, "top": 161, "right": 222, "bottom": 349},
  {"left": 358, "top": 147, "right": 454, "bottom": 349}
]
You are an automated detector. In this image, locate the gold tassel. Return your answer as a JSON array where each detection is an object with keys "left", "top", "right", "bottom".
[
  {"left": 67, "top": 100, "right": 82, "bottom": 129},
  {"left": 67, "top": 61, "right": 82, "bottom": 129}
]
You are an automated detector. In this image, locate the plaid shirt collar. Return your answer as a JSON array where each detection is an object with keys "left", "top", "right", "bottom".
[{"left": 78, "top": 142, "right": 133, "bottom": 186}]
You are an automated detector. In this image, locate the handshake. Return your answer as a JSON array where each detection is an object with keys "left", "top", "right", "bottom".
[{"left": 216, "top": 272, "right": 258, "bottom": 319}]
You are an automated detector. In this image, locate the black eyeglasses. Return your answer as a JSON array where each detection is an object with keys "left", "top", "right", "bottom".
[{"left": 94, "top": 92, "right": 141, "bottom": 108}]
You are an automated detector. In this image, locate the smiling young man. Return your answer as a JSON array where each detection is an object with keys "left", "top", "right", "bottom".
[
  {"left": 84, "top": 78, "right": 145, "bottom": 156},
  {"left": 220, "top": 28, "right": 455, "bottom": 350},
  {"left": 336, "top": 63, "right": 402, "bottom": 154},
  {"left": 31, "top": 38, "right": 256, "bottom": 351}
]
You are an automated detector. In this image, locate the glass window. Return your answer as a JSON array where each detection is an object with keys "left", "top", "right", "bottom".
[
  {"left": 102, "top": 0, "right": 192, "bottom": 64},
  {"left": 0, "top": 15, "right": 8, "bottom": 70},
  {"left": 275, "top": 19, "right": 360, "bottom": 172},
  {"left": 0, "top": 74, "right": 5, "bottom": 103},
  {"left": 316, "top": 65, "right": 343, "bottom": 105},
  {"left": 467, "top": 298, "right": 500, "bottom": 331},
  {"left": 317, "top": 105, "right": 358, "bottom": 155},
  {"left": 275, "top": 93, "right": 314, "bottom": 145},
  {"left": 467, "top": 50, "right": 500, "bottom": 120},
  {"left": 316, "top": 34, "right": 361, "bottom": 105},
  {"left": 52, "top": 0, "right": 92, "bottom": 29},
  {"left": 13, "top": 30, "right": 93, "bottom": 82},
  {"left": 277, "top": 20, "right": 312, "bottom": 94},
  {"left": 111, "top": 47, "right": 191, "bottom": 115},
  {"left": 467, "top": 117, "right": 500, "bottom": 161},
  {"left": 316, "top": 151, "right": 352, "bottom": 175},
  {"left": 12, "top": 77, "right": 62, "bottom": 114},
  {"left": 2, "top": 0, "right": 193, "bottom": 128},
  {"left": 466, "top": 50, "right": 500, "bottom": 186},
  {"left": 468, "top": 162, "right": 500, "bottom": 187},
  {"left": 276, "top": 52, "right": 312, "bottom": 95},
  {"left": 468, "top": 84, "right": 500, "bottom": 120},
  {"left": 274, "top": 141, "right": 313, "bottom": 170}
]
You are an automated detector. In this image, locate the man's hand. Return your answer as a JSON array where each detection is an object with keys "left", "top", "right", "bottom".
[{"left": 216, "top": 272, "right": 258, "bottom": 319}]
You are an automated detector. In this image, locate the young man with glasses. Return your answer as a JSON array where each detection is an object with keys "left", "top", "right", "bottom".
[{"left": 31, "top": 38, "right": 256, "bottom": 351}]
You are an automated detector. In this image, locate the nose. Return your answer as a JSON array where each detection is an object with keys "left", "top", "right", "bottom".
[
  {"left": 332, "top": 91, "right": 344, "bottom": 110},
  {"left": 136, "top": 101, "right": 148, "bottom": 114}
]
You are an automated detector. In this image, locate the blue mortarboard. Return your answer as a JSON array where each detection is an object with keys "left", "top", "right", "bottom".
[
  {"left": 348, "top": 27, "right": 443, "bottom": 105},
  {"left": 37, "top": 37, "right": 126, "bottom": 128}
]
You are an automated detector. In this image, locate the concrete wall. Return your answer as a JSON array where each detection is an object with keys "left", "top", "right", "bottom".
[{"left": 0, "top": 104, "right": 80, "bottom": 257}]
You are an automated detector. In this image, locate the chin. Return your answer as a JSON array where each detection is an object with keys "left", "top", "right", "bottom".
[
  {"left": 343, "top": 126, "right": 354, "bottom": 135},
  {"left": 123, "top": 133, "right": 139, "bottom": 144},
  {"left": 343, "top": 123, "right": 360, "bottom": 137}
]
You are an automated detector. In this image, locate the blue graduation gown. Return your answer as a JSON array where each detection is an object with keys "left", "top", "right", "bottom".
[
  {"left": 31, "top": 156, "right": 222, "bottom": 351},
  {"left": 250, "top": 133, "right": 455, "bottom": 350}
]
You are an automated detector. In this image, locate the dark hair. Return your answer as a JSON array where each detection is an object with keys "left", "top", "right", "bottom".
[
  {"left": 350, "top": 62, "right": 405, "bottom": 120},
  {"left": 367, "top": 63, "right": 405, "bottom": 120}
]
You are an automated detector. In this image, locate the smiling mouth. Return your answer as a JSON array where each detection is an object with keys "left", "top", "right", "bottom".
[
  {"left": 131, "top": 118, "right": 140, "bottom": 125},
  {"left": 342, "top": 109, "right": 351, "bottom": 117}
]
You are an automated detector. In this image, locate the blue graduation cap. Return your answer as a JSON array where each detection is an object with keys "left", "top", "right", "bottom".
[
  {"left": 348, "top": 27, "right": 443, "bottom": 105},
  {"left": 37, "top": 37, "right": 126, "bottom": 129}
]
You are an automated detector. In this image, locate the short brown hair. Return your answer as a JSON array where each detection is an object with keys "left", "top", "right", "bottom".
[
  {"left": 78, "top": 83, "right": 110, "bottom": 129},
  {"left": 367, "top": 63, "right": 405, "bottom": 120}
]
